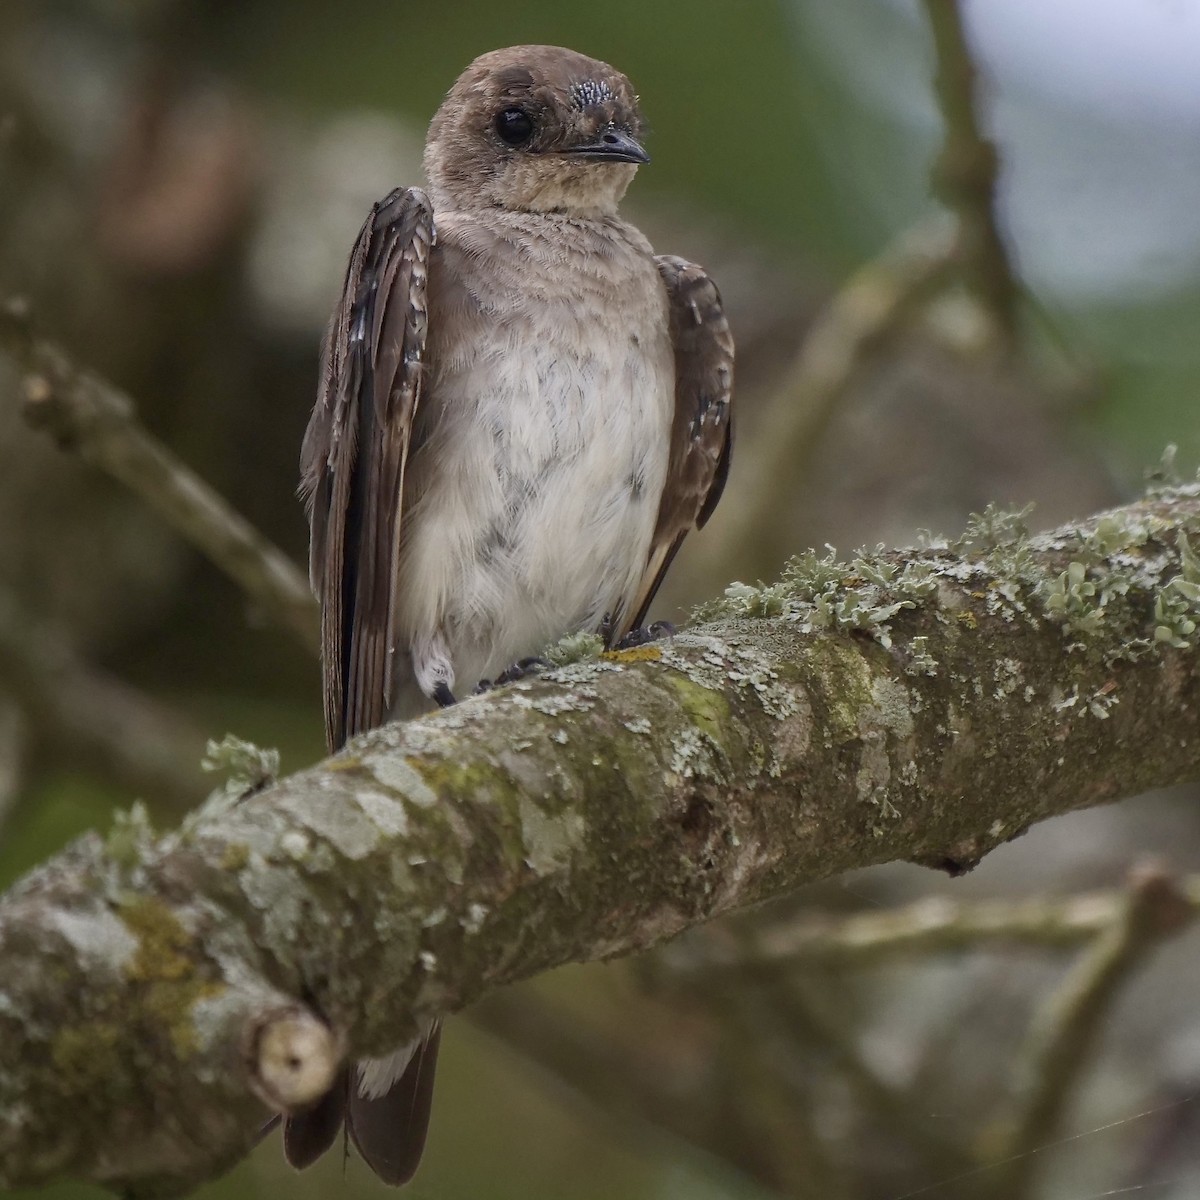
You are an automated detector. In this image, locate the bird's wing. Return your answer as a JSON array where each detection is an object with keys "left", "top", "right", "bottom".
[
  {"left": 299, "top": 187, "right": 433, "bottom": 751},
  {"left": 621, "top": 255, "right": 734, "bottom": 637},
  {"left": 292, "top": 187, "right": 439, "bottom": 1185}
]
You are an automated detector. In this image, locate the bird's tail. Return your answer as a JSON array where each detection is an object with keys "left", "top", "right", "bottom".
[
  {"left": 283, "top": 1023, "right": 442, "bottom": 1186},
  {"left": 282, "top": 1066, "right": 348, "bottom": 1170}
]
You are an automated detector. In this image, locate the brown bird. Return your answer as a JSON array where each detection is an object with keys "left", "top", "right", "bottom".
[{"left": 295, "top": 44, "right": 733, "bottom": 1185}]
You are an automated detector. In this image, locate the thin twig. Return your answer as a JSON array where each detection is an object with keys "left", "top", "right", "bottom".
[
  {"left": 0, "top": 297, "right": 319, "bottom": 655},
  {"left": 922, "top": 0, "right": 1020, "bottom": 339},
  {"left": 0, "top": 584, "right": 207, "bottom": 809},
  {"left": 986, "top": 862, "right": 1196, "bottom": 1200}
]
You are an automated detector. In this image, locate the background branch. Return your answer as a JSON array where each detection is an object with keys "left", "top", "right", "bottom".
[
  {"left": 703, "top": 216, "right": 961, "bottom": 575},
  {"left": 0, "top": 297, "right": 319, "bottom": 656},
  {"left": 659, "top": 876, "right": 1200, "bottom": 972},
  {"left": 922, "top": 0, "right": 1020, "bottom": 340},
  {"left": 0, "top": 584, "right": 207, "bottom": 810},
  {"left": 986, "top": 862, "right": 1194, "bottom": 1199},
  {"left": 699, "top": 0, "right": 1025, "bottom": 588}
]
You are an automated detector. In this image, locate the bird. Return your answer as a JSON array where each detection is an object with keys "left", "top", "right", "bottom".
[{"left": 293, "top": 44, "right": 733, "bottom": 1186}]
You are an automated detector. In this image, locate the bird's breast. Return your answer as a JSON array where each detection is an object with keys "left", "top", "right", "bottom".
[{"left": 395, "top": 212, "right": 674, "bottom": 687}]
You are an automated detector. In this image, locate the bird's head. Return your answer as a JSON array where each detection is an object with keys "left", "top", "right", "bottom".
[{"left": 424, "top": 45, "right": 649, "bottom": 217}]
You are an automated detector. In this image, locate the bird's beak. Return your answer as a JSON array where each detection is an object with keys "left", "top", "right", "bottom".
[{"left": 561, "top": 128, "right": 650, "bottom": 165}]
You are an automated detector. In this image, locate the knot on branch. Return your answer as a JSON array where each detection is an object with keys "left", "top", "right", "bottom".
[{"left": 248, "top": 1008, "right": 340, "bottom": 1112}]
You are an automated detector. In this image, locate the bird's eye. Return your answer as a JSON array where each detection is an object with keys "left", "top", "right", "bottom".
[{"left": 494, "top": 107, "right": 534, "bottom": 146}]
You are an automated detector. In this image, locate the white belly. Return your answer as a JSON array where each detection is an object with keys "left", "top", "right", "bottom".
[{"left": 392, "top": 214, "right": 674, "bottom": 709}]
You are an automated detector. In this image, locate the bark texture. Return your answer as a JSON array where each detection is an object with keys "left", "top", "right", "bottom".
[{"left": 2, "top": 488, "right": 1200, "bottom": 1196}]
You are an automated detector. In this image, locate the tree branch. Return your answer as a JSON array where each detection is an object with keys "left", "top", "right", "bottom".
[
  {"left": 0, "top": 297, "right": 319, "bottom": 655},
  {"left": 2, "top": 488, "right": 1200, "bottom": 1195}
]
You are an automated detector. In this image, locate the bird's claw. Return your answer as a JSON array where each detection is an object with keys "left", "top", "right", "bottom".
[
  {"left": 497, "top": 656, "right": 550, "bottom": 684},
  {"left": 613, "top": 621, "right": 675, "bottom": 650},
  {"left": 473, "top": 656, "right": 550, "bottom": 694}
]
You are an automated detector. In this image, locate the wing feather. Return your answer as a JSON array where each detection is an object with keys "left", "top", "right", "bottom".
[
  {"left": 622, "top": 255, "right": 734, "bottom": 635},
  {"left": 299, "top": 187, "right": 433, "bottom": 750}
]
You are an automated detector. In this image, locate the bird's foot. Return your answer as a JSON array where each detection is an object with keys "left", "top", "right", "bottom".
[
  {"left": 613, "top": 621, "right": 675, "bottom": 651},
  {"left": 472, "top": 656, "right": 550, "bottom": 695}
]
